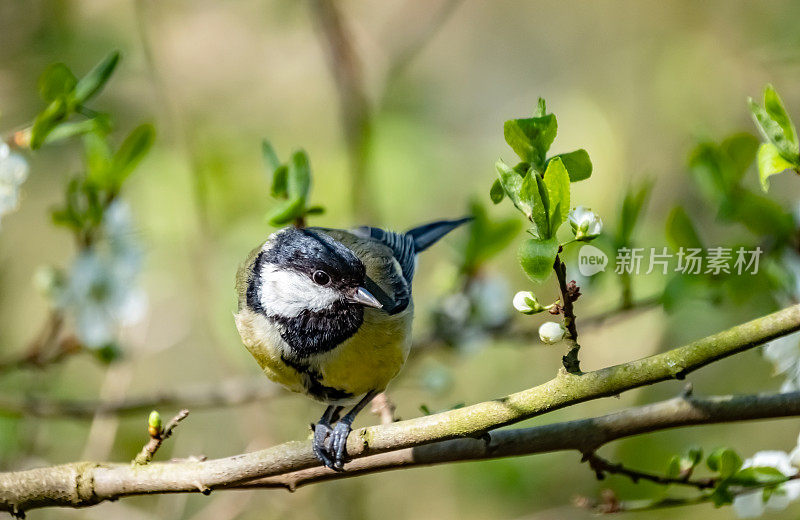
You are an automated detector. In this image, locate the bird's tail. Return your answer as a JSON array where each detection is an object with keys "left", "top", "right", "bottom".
[{"left": 405, "top": 217, "right": 472, "bottom": 253}]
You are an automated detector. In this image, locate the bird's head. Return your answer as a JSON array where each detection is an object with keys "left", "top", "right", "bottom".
[{"left": 247, "top": 228, "right": 382, "bottom": 319}]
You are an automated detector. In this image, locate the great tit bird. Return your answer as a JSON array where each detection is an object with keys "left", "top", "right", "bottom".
[{"left": 234, "top": 218, "right": 470, "bottom": 469}]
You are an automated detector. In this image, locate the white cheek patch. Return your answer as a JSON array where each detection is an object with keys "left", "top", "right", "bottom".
[{"left": 259, "top": 263, "right": 342, "bottom": 318}]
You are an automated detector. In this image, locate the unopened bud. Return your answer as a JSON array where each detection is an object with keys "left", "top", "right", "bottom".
[{"left": 539, "top": 321, "right": 566, "bottom": 344}]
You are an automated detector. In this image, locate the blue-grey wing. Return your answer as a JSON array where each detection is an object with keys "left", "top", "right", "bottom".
[{"left": 351, "top": 226, "right": 416, "bottom": 285}]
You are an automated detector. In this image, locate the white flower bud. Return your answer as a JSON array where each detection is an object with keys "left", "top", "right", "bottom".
[
  {"left": 568, "top": 206, "right": 602, "bottom": 241},
  {"left": 538, "top": 321, "right": 566, "bottom": 344},
  {"left": 512, "top": 291, "right": 545, "bottom": 315}
]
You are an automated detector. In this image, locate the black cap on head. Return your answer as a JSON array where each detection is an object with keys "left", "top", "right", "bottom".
[{"left": 262, "top": 228, "right": 366, "bottom": 289}]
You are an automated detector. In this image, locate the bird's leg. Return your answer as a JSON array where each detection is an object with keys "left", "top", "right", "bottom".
[
  {"left": 330, "top": 390, "right": 378, "bottom": 471},
  {"left": 312, "top": 405, "right": 342, "bottom": 469}
]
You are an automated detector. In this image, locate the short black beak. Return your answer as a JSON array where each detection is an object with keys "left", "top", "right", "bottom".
[{"left": 347, "top": 287, "right": 383, "bottom": 308}]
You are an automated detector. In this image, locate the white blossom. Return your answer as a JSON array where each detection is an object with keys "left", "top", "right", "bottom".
[
  {"left": 538, "top": 321, "right": 566, "bottom": 344},
  {"left": 55, "top": 200, "right": 147, "bottom": 348},
  {"left": 512, "top": 291, "right": 544, "bottom": 315},
  {"left": 568, "top": 206, "right": 602, "bottom": 241},
  {"left": 0, "top": 142, "right": 30, "bottom": 229},
  {"left": 733, "top": 446, "right": 800, "bottom": 518},
  {"left": 763, "top": 332, "right": 800, "bottom": 392}
]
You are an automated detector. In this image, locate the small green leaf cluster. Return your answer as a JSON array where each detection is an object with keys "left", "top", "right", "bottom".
[
  {"left": 32, "top": 52, "right": 156, "bottom": 246},
  {"left": 748, "top": 85, "right": 800, "bottom": 191},
  {"left": 702, "top": 448, "right": 788, "bottom": 507},
  {"left": 660, "top": 446, "right": 792, "bottom": 509},
  {"left": 662, "top": 131, "right": 793, "bottom": 310},
  {"left": 491, "top": 98, "right": 593, "bottom": 283},
  {"left": 22, "top": 53, "right": 155, "bottom": 363},
  {"left": 262, "top": 140, "right": 324, "bottom": 227},
  {"left": 30, "top": 51, "right": 121, "bottom": 150}
]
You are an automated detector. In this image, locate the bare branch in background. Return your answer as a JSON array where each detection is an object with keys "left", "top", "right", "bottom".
[
  {"left": 309, "top": 0, "right": 375, "bottom": 221},
  {"left": 370, "top": 392, "right": 397, "bottom": 425},
  {"left": 0, "top": 378, "right": 282, "bottom": 419},
  {"left": 308, "top": 0, "right": 463, "bottom": 222},
  {"left": 0, "top": 304, "right": 798, "bottom": 514},
  {"left": 380, "top": 0, "right": 463, "bottom": 105},
  {"left": 0, "top": 311, "right": 81, "bottom": 376}
]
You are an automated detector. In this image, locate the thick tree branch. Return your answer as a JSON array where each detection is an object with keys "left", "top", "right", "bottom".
[
  {"left": 1, "top": 304, "right": 799, "bottom": 514},
  {"left": 237, "top": 391, "right": 800, "bottom": 490}
]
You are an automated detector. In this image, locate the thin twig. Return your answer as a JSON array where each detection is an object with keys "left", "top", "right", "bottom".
[
  {"left": 553, "top": 251, "right": 582, "bottom": 373},
  {"left": 134, "top": 409, "right": 190, "bottom": 465},
  {"left": 0, "top": 312, "right": 80, "bottom": 376},
  {"left": 583, "top": 452, "right": 715, "bottom": 489}
]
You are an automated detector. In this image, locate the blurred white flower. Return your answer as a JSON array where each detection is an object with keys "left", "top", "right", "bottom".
[
  {"left": 0, "top": 142, "right": 30, "bottom": 229},
  {"left": 763, "top": 332, "right": 800, "bottom": 392},
  {"left": 538, "top": 321, "right": 566, "bottom": 344},
  {"left": 431, "top": 274, "right": 511, "bottom": 352},
  {"left": 512, "top": 291, "right": 544, "bottom": 314},
  {"left": 568, "top": 206, "right": 602, "bottom": 241},
  {"left": 55, "top": 200, "right": 147, "bottom": 349},
  {"left": 733, "top": 447, "right": 800, "bottom": 518}
]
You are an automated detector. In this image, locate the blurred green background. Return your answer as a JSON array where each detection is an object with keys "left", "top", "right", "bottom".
[{"left": 2, "top": 1, "right": 800, "bottom": 518}]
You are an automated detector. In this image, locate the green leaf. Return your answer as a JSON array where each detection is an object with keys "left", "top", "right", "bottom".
[
  {"left": 543, "top": 157, "right": 570, "bottom": 232},
  {"left": 687, "top": 447, "right": 703, "bottom": 468},
  {"left": 549, "top": 149, "right": 592, "bottom": 182},
  {"left": 305, "top": 205, "right": 325, "bottom": 216},
  {"left": 764, "top": 85, "right": 799, "bottom": 151},
  {"left": 503, "top": 114, "right": 557, "bottom": 168},
  {"left": 666, "top": 206, "right": 704, "bottom": 251},
  {"left": 30, "top": 98, "right": 68, "bottom": 149},
  {"left": 518, "top": 236, "right": 558, "bottom": 283},
  {"left": 261, "top": 139, "right": 281, "bottom": 173},
  {"left": 707, "top": 447, "right": 742, "bottom": 479},
  {"left": 43, "top": 114, "right": 112, "bottom": 145},
  {"left": 489, "top": 178, "right": 505, "bottom": 204},
  {"left": 534, "top": 97, "right": 546, "bottom": 117},
  {"left": 267, "top": 196, "right": 306, "bottom": 226},
  {"left": 520, "top": 169, "right": 550, "bottom": 238},
  {"left": 495, "top": 159, "right": 531, "bottom": 218},
  {"left": 110, "top": 124, "right": 155, "bottom": 186},
  {"left": 666, "top": 456, "right": 682, "bottom": 479},
  {"left": 83, "top": 131, "right": 112, "bottom": 186},
  {"left": 757, "top": 142, "right": 798, "bottom": 192},
  {"left": 38, "top": 63, "right": 77, "bottom": 103},
  {"left": 271, "top": 165, "right": 289, "bottom": 199},
  {"left": 749, "top": 85, "right": 799, "bottom": 164},
  {"left": 617, "top": 180, "right": 652, "bottom": 246},
  {"left": 709, "top": 484, "right": 735, "bottom": 507},
  {"left": 732, "top": 466, "right": 789, "bottom": 487},
  {"left": 74, "top": 51, "right": 121, "bottom": 104},
  {"left": 287, "top": 149, "right": 311, "bottom": 200}
]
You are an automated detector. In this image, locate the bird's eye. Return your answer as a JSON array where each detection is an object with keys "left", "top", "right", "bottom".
[{"left": 312, "top": 270, "right": 331, "bottom": 286}]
